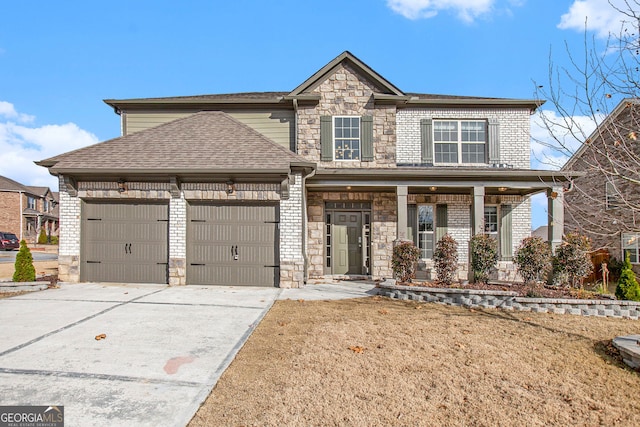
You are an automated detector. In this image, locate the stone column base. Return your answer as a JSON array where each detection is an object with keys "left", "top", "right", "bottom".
[
  {"left": 169, "top": 258, "right": 186, "bottom": 286},
  {"left": 280, "top": 260, "right": 305, "bottom": 288},
  {"left": 58, "top": 255, "right": 80, "bottom": 282}
]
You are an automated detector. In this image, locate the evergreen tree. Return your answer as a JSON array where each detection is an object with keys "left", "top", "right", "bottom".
[
  {"left": 13, "top": 240, "right": 36, "bottom": 282},
  {"left": 615, "top": 254, "right": 640, "bottom": 301}
]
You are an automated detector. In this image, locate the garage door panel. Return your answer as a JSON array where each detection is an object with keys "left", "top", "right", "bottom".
[
  {"left": 82, "top": 202, "right": 168, "bottom": 284},
  {"left": 187, "top": 203, "right": 279, "bottom": 287}
]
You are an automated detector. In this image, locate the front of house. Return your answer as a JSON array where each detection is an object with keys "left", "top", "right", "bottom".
[{"left": 38, "top": 52, "right": 570, "bottom": 287}]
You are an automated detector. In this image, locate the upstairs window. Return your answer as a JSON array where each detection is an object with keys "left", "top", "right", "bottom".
[
  {"left": 605, "top": 181, "right": 622, "bottom": 210},
  {"left": 27, "top": 196, "right": 36, "bottom": 210},
  {"left": 334, "top": 116, "right": 360, "bottom": 161},
  {"left": 433, "top": 120, "right": 487, "bottom": 164}
]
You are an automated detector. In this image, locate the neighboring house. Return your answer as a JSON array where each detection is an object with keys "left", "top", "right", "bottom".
[
  {"left": 0, "top": 175, "right": 59, "bottom": 242},
  {"left": 531, "top": 226, "right": 548, "bottom": 242},
  {"left": 37, "top": 51, "right": 571, "bottom": 287},
  {"left": 562, "top": 98, "right": 640, "bottom": 274}
]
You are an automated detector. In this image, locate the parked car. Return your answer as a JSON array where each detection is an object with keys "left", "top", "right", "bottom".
[{"left": 0, "top": 232, "right": 19, "bottom": 250}]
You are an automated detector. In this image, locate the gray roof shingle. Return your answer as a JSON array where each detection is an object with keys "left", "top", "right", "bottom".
[{"left": 39, "top": 111, "right": 310, "bottom": 174}]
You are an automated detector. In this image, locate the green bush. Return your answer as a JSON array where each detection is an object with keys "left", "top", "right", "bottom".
[
  {"left": 553, "top": 232, "right": 593, "bottom": 288},
  {"left": 514, "top": 236, "right": 551, "bottom": 284},
  {"left": 37, "top": 229, "right": 48, "bottom": 244},
  {"left": 615, "top": 254, "right": 640, "bottom": 301},
  {"left": 49, "top": 235, "right": 59, "bottom": 245},
  {"left": 392, "top": 241, "right": 420, "bottom": 283},
  {"left": 13, "top": 240, "right": 36, "bottom": 282},
  {"left": 433, "top": 234, "right": 458, "bottom": 285},
  {"left": 470, "top": 234, "right": 498, "bottom": 284}
]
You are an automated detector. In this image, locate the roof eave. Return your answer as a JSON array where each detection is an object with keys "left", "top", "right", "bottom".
[{"left": 402, "top": 98, "right": 545, "bottom": 111}]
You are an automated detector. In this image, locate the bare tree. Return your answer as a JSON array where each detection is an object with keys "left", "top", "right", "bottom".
[{"left": 534, "top": 1, "right": 640, "bottom": 258}]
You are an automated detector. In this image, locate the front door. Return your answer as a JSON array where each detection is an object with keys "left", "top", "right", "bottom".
[{"left": 331, "top": 212, "right": 363, "bottom": 275}]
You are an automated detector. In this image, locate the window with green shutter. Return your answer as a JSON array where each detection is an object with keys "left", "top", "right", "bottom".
[{"left": 320, "top": 115, "right": 373, "bottom": 162}]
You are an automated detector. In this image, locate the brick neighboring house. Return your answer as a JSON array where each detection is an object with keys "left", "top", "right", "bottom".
[
  {"left": 37, "top": 51, "right": 573, "bottom": 287},
  {"left": 562, "top": 98, "right": 640, "bottom": 274},
  {"left": 0, "top": 175, "right": 59, "bottom": 242}
]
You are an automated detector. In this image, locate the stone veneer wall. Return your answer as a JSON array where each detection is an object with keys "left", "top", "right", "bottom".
[
  {"left": 296, "top": 63, "right": 397, "bottom": 168},
  {"left": 306, "top": 191, "right": 396, "bottom": 280},
  {"left": 396, "top": 108, "right": 531, "bottom": 168},
  {"left": 379, "top": 283, "right": 640, "bottom": 320},
  {"left": 58, "top": 178, "right": 306, "bottom": 288},
  {"left": 409, "top": 194, "right": 530, "bottom": 282}
]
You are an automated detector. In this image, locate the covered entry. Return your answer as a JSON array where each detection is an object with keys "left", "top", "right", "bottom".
[
  {"left": 81, "top": 202, "right": 169, "bottom": 283},
  {"left": 325, "top": 202, "right": 371, "bottom": 275},
  {"left": 187, "top": 202, "right": 279, "bottom": 286}
]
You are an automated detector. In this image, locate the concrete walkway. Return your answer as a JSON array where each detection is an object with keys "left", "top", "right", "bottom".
[{"left": 0, "top": 281, "right": 377, "bottom": 426}]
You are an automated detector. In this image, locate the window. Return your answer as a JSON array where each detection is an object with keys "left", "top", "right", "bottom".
[
  {"left": 418, "top": 205, "right": 434, "bottom": 258},
  {"left": 484, "top": 206, "right": 498, "bottom": 237},
  {"left": 434, "top": 120, "right": 487, "bottom": 164},
  {"left": 27, "top": 196, "right": 36, "bottom": 210},
  {"left": 605, "top": 182, "right": 621, "bottom": 210},
  {"left": 334, "top": 116, "right": 360, "bottom": 160},
  {"left": 623, "top": 233, "right": 640, "bottom": 264}
]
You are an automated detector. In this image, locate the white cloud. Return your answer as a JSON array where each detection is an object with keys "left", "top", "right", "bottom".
[
  {"left": 386, "top": 0, "right": 496, "bottom": 22},
  {"left": 530, "top": 109, "right": 602, "bottom": 170},
  {"left": 0, "top": 101, "right": 99, "bottom": 190},
  {"left": 0, "top": 101, "right": 35, "bottom": 123},
  {"left": 558, "top": 0, "right": 633, "bottom": 38}
]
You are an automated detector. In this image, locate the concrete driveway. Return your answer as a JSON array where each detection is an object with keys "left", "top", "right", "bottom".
[{"left": 0, "top": 283, "right": 280, "bottom": 426}]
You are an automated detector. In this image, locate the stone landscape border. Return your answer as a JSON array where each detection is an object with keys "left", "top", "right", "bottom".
[
  {"left": 0, "top": 281, "right": 50, "bottom": 293},
  {"left": 378, "top": 283, "right": 640, "bottom": 320}
]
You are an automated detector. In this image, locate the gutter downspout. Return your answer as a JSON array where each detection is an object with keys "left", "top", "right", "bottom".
[{"left": 19, "top": 191, "right": 23, "bottom": 241}]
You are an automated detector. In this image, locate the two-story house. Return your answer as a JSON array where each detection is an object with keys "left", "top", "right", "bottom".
[
  {"left": 563, "top": 98, "right": 640, "bottom": 274},
  {"left": 0, "top": 175, "right": 59, "bottom": 242},
  {"left": 37, "top": 52, "right": 570, "bottom": 287}
]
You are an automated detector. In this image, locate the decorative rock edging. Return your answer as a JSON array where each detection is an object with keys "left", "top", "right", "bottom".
[
  {"left": 612, "top": 335, "right": 640, "bottom": 369},
  {"left": 0, "top": 281, "right": 50, "bottom": 293},
  {"left": 378, "top": 283, "right": 640, "bottom": 320}
]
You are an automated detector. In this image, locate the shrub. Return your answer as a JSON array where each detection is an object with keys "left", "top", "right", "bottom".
[
  {"left": 392, "top": 241, "right": 420, "bottom": 283},
  {"left": 37, "top": 229, "right": 48, "bottom": 244},
  {"left": 552, "top": 233, "right": 593, "bottom": 288},
  {"left": 433, "top": 234, "right": 458, "bottom": 285},
  {"left": 13, "top": 240, "right": 36, "bottom": 282},
  {"left": 470, "top": 234, "right": 498, "bottom": 284},
  {"left": 615, "top": 254, "right": 640, "bottom": 301},
  {"left": 49, "top": 235, "right": 59, "bottom": 245},
  {"left": 514, "top": 236, "right": 551, "bottom": 284}
]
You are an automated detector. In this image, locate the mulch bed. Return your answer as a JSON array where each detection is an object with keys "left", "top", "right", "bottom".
[{"left": 403, "top": 280, "right": 613, "bottom": 300}]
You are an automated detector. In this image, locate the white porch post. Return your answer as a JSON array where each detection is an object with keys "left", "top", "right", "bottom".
[
  {"left": 396, "top": 185, "right": 408, "bottom": 242},
  {"left": 471, "top": 186, "right": 485, "bottom": 235},
  {"left": 547, "top": 186, "right": 564, "bottom": 253}
]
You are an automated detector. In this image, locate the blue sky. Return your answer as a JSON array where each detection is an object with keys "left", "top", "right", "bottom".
[{"left": 0, "top": 0, "right": 628, "bottom": 228}]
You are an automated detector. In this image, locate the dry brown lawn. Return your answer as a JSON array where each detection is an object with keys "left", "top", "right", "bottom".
[{"left": 190, "top": 296, "right": 640, "bottom": 427}]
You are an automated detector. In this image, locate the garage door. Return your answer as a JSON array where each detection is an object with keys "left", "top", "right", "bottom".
[
  {"left": 187, "top": 203, "right": 279, "bottom": 286},
  {"left": 81, "top": 202, "right": 169, "bottom": 284}
]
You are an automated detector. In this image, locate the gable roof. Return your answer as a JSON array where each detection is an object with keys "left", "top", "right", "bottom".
[
  {"left": 0, "top": 175, "right": 36, "bottom": 194},
  {"left": 288, "top": 51, "right": 404, "bottom": 97},
  {"left": 26, "top": 186, "right": 52, "bottom": 197},
  {"left": 562, "top": 98, "right": 639, "bottom": 170},
  {"left": 37, "top": 111, "right": 313, "bottom": 175}
]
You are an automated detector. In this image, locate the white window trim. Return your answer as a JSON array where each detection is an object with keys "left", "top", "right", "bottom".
[
  {"left": 433, "top": 119, "right": 487, "bottom": 165},
  {"left": 27, "top": 196, "right": 37, "bottom": 210},
  {"left": 417, "top": 204, "right": 435, "bottom": 259},
  {"left": 622, "top": 232, "right": 640, "bottom": 264},
  {"left": 333, "top": 116, "right": 361, "bottom": 162},
  {"left": 605, "top": 181, "right": 621, "bottom": 210}
]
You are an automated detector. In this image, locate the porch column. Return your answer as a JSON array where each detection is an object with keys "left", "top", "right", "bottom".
[
  {"left": 396, "top": 185, "right": 409, "bottom": 241},
  {"left": 471, "top": 186, "right": 485, "bottom": 235},
  {"left": 547, "top": 185, "right": 564, "bottom": 253}
]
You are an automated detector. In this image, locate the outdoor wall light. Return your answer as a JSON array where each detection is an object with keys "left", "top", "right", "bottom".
[
  {"left": 117, "top": 179, "right": 127, "bottom": 193},
  {"left": 226, "top": 181, "right": 235, "bottom": 194},
  {"left": 498, "top": 187, "right": 508, "bottom": 192},
  {"left": 429, "top": 186, "right": 437, "bottom": 192}
]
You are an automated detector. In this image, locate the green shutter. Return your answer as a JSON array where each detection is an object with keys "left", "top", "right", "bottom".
[
  {"left": 420, "top": 118, "right": 433, "bottom": 164},
  {"left": 488, "top": 119, "right": 500, "bottom": 164},
  {"left": 436, "top": 204, "right": 448, "bottom": 242},
  {"left": 407, "top": 204, "right": 417, "bottom": 246},
  {"left": 361, "top": 115, "right": 373, "bottom": 161},
  {"left": 320, "top": 116, "right": 333, "bottom": 161},
  {"left": 500, "top": 204, "right": 512, "bottom": 260}
]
